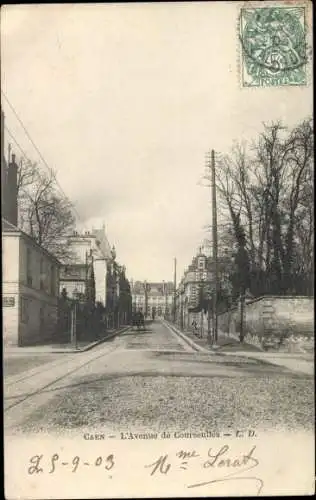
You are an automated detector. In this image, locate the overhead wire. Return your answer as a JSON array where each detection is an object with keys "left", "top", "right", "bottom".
[
  {"left": 1, "top": 89, "right": 81, "bottom": 221},
  {"left": 5, "top": 125, "right": 32, "bottom": 163}
]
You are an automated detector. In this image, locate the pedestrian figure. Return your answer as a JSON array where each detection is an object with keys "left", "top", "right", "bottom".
[
  {"left": 133, "top": 310, "right": 145, "bottom": 331},
  {"left": 140, "top": 312, "right": 145, "bottom": 330},
  {"left": 192, "top": 320, "right": 198, "bottom": 335}
]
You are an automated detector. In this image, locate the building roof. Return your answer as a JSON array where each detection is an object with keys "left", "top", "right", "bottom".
[
  {"left": 2, "top": 218, "right": 18, "bottom": 232},
  {"left": 68, "top": 227, "right": 112, "bottom": 260},
  {"left": 132, "top": 281, "right": 174, "bottom": 295},
  {"left": 93, "top": 227, "right": 112, "bottom": 258}
]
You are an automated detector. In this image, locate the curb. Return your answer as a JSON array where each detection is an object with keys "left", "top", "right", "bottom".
[
  {"left": 163, "top": 321, "right": 210, "bottom": 353},
  {"left": 4, "top": 326, "right": 131, "bottom": 355},
  {"left": 76, "top": 326, "right": 130, "bottom": 352},
  {"left": 222, "top": 351, "right": 314, "bottom": 375},
  {"left": 162, "top": 321, "right": 313, "bottom": 374}
]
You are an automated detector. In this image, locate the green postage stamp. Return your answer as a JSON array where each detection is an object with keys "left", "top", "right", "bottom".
[{"left": 240, "top": 6, "right": 307, "bottom": 87}]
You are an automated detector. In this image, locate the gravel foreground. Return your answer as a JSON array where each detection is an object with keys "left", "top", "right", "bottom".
[{"left": 17, "top": 373, "right": 314, "bottom": 435}]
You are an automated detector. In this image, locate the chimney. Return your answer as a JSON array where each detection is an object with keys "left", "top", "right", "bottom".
[
  {"left": 6, "top": 153, "right": 18, "bottom": 226},
  {"left": 1, "top": 109, "right": 7, "bottom": 213},
  {"left": 1, "top": 109, "right": 4, "bottom": 165}
]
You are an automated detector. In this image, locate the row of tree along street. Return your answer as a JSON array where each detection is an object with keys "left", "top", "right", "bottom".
[
  {"left": 211, "top": 118, "right": 313, "bottom": 301},
  {"left": 182, "top": 118, "right": 313, "bottom": 343}
]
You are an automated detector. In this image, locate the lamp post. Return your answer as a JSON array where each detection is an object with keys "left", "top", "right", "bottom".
[
  {"left": 206, "top": 285, "right": 213, "bottom": 344},
  {"left": 111, "top": 283, "right": 116, "bottom": 329},
  {"left": 144, "top": 281, "right": 150, "bottom": 319},
  {"left": 180, "top": 283, "right": 184, "bottom": 331},
  {"left": 199, "top": 272, "right": 205, "bottom": 338},
  {"left": 163, "top": 280, "right": 168, "bottom": 320},
  {"left": 116, "top": 265, "right": 121, "bottom": 328}
]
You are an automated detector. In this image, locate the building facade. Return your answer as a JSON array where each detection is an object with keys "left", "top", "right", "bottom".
[
  {"left": 60, "top": 230, "right": 132, "bottom": 329},
  {"left": 2, "top": 218, "right": 60, "bottom": 346},
  {"left": 60, "top": 226, "right": 112, "bottom": 306},
  {"left": 175, "top": 248, "right": 233, "bottom": 333},
  {"left": 2, "top": 114, "right": 61, "bottom": 347},
  {"left": 131, "top": 281, "right": 174, "bottom": 319}
]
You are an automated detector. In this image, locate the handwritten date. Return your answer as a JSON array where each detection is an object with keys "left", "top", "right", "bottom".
[
  {"left": 26, "top": 444, "right": 263, "bottom": 495},
  {"left": 28, "top": 454, "right": 115, "bottom": 474}
]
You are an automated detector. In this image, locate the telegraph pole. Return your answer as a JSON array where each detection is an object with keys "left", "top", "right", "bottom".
[
  {"left": 163, "top": 280, "right": 168, "bottom": 319},
  {"left": 211, "top": 149, "right": 219, "bottom": 344},
  {"left": 144, "top": 280, "right": 148, "bottom": 318},
  {"left": 173, "top": 258, "right": 177, "bottom": 323}
]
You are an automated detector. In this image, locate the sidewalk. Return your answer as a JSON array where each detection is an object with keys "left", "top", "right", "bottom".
[
  {"left": 166, "top": 322, "right": 262, "bottom": 353},
  {"left": 3, "top": 326, "right": 130, "bottom": 355},
  {"left": 166, "top": 321, "right": 314, "bottom": 376},
  {"left": 224, "top": 351, "right": 314, "bottom": 375}
]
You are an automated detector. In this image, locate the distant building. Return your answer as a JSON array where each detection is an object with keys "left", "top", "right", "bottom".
[
  {"left": 2, "top": 217, "right": 60, "bottom": 346},
  {"left": 175, "top": 247, "right": 233, "bottom": 331},
  {"left": 60, "top": 229, "right": 131, "bottom": 328},
  {"left": 131, "top": 281, "right": 174, "bottom": 319},
  {"left": 60, "top": 226, "right": 112, "bottom": 306}
]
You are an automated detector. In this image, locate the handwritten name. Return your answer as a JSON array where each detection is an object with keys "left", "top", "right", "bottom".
[
  {"left": 203, "top": 444, "right": 258, "bottom": 469},
  {"left": 145, "top": 444, "right": 263, "bottom": 495},
  {"left": 189, "top": 444, "right": 263, "bottom": 495}
]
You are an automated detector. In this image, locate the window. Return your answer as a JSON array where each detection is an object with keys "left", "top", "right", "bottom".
[
  {"left": 50, "top": 265, "right": 56, "bottom": 296},
  {"left": 26, "top": 248, "right": 32, "bottom": 286},
  {"left": 20, "top": 297, "right": 30, "bottom": 323},
  {"left": 40, "top": 304, "right": 45, "bottom": 331},
  {"left": 40, "top": 258, "right": 44, "bottom": 290},
  {"left": 198, "top": 258, "right": 205, "bottom": 270}
]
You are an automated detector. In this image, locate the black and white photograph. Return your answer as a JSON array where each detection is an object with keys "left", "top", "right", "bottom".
[{"left": 2, "top": 2, "right": 314, "bottom": 497}]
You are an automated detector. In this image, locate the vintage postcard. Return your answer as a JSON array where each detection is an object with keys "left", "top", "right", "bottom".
[{"left": 1, "top": 1, "right": 314, "bottom": 498}]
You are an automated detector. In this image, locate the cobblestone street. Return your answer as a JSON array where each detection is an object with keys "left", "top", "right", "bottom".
[{"left": 4, "top": 321, "right": 314, "bottom": 437}]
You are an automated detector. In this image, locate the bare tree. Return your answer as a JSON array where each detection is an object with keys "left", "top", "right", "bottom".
[
  {"left": 215, "top": 117, "right": 313, "bottom": 296},
  {"left": 17, "top": 158, "right": 37, "bottom": 193},
  {"left": 18, "top": 161, "right": 76, "bottom": 262}
]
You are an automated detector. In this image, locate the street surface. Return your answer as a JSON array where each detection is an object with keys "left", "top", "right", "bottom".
[{"left": 4, "top": 321, "right": 314, "bottom": 436}]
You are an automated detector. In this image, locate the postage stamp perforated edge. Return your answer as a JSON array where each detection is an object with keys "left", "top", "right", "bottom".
[{"left": 237, "top": 2, "right": 312, "bottom": 89}]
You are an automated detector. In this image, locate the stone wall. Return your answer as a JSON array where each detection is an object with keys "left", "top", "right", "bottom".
[{"left": 217, "top": 296, "right": 314, "bottom": 353}]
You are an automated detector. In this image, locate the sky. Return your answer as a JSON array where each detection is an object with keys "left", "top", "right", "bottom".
[{"left": 1, "top": 2, "right": 313, "bottom": 282}]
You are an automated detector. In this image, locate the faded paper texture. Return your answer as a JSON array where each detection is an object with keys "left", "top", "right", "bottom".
[{"left": 1, "top": 1, "right": 314, "bottom": 498}]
